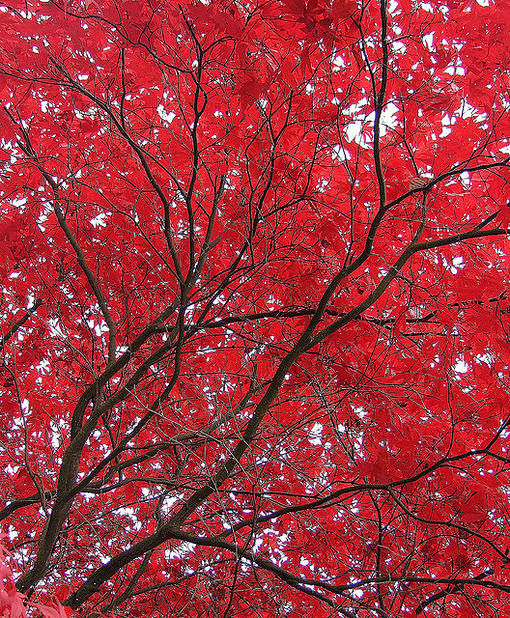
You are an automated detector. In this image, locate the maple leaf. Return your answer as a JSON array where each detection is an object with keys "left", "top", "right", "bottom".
[{"left": 497, "top": 200, "right": 510, "bottom": 230}]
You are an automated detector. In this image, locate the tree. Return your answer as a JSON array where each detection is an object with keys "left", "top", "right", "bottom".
[{"left": 1, "top": 0, "right": 510, "bottom": 615}]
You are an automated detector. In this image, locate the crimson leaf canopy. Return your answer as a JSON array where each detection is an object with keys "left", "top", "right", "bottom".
[{"left": 1, "top": 0, "right": 510, "bottom": 616}]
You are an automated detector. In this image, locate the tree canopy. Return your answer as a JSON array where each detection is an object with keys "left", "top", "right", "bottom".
[{"left": 1, "top": 0, "right": 510, "bottom": 616}]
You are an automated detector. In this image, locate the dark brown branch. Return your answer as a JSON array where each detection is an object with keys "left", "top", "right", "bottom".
[
  {"left": 415, "top": 569, "right": 494, "bottom": 615},
  {"left": 0, "top": 298, "right": 43, "bottom": 351}
]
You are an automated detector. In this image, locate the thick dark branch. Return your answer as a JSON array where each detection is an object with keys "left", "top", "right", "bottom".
[{"left": 0, "top": 298, "right": 43, "bottom": 351}]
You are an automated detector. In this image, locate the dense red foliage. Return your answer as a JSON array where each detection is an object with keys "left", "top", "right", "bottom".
[{"left": 1, "top": 0, "right": 510, "bottom": 615}]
